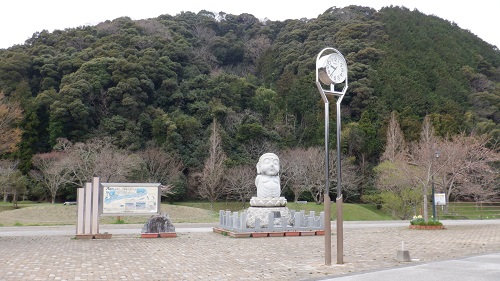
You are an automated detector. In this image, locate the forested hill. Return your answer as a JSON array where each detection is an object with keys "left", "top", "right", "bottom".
[{"left": 0, "top": 5, "right": 499, "bottom": 173}]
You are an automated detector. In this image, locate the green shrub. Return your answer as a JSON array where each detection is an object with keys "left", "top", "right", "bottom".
[
  {"left": 410, "top": 215, "right": 442, "bottom": 226},
  {"left": 112, "top": 218, "right": 126, "bottom": 224}
]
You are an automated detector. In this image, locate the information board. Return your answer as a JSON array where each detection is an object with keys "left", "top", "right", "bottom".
[
  {"left": 434, "top": 193, "right": 447, "bottom": 206},
  {"left": 100, "top": 183, "right": 160, "bottom": 216}
]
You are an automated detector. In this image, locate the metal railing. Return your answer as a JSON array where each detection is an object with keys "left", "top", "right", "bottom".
[
  {"left": 436, "top": 202, "right": 500, "bottom": 220},
  {"left": 219, "top": 209, "right": 324, "bottom": 233}
]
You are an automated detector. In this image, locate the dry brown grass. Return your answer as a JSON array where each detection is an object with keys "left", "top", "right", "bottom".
[{"left": 0, "top": 203, "right": 218, "bottom": 226}]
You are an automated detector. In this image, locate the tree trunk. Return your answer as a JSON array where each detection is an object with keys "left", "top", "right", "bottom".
[
  {"left": 444, "top": 186, "right": 452, "bottom": 214},
  {"left": 423, "top": 185, "right": 429, "bottom": 222},
  {"left": 314, "top": 190, "right": 323, "bottom": 204},
  {"left": 12, "top": 190, "right": 18, "bottom": 208}
]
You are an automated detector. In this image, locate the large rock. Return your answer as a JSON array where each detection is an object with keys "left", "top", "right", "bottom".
[{"left": 141, "top": 213, "right": 175, "bottom": 233}]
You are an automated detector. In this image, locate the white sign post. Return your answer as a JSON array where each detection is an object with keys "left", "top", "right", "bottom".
[
  {"left": 76, "top": 178, "right": 101, "bottom": 237},
  {"left": 76, "top": 177, "right": 160, "bottom": 238},
  {"left": 434, "top": 193, "right": 446, "bottom": 206}
]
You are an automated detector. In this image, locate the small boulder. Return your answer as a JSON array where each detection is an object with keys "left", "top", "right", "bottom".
[{"left": 141, "top": 213, "right": 175, "bottom": 233}]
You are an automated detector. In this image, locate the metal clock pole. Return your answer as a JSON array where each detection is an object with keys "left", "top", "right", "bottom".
[{"left": 315, "top": 47, "right": 348, "bottom": 265}]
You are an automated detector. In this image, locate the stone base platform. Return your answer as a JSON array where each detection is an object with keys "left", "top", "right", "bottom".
[
  {"left": 140, "top": 232, "right": 177, "bottom": 238},
  {"left": 245, "top": 206, "right": 293, "bottom": 227},
  {"left": 213, "top": 227, "right": 325, "bottom": 238},
  {"left": 75, "top": 233, "right": 113, "bottom": 239}
]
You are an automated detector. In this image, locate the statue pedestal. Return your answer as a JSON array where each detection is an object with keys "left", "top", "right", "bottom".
[
  {"left": 249, "top": 196, "right": 287, "bottom": 207},
  {"left": 245, "top": 206, "right": 292, "bottom": 228}
]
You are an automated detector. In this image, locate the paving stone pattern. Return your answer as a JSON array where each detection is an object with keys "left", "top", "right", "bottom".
[{"left": 1, "top": 223, "right": 500, "bottom": 280}]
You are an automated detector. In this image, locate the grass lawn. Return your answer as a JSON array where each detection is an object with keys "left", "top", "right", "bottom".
[
  {"left": 0, "top": 201, "right": 219, "bottom": 226},
  {"left": 2, "top": 200, "right": 497, "bottom": 226},
  {"left": 0, "top": 200, "right": 391, "bottom": 226},
  {"left": 175, "top": 201, "right": 392, "bottom": 221}
]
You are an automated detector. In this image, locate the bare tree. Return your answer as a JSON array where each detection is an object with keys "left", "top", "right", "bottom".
[
  {"left": 31, "top": 151, "right": 74, "bottom": 204},
  {"left": 62, "top": 137, "right": 136, "bottom": 186},
  {"left": 56, "top": 138, "right": 96, "bottom": 186},
  {"left": 304, "top": 147, "right": 328, "bottom": 204},
  {"left": 134, "top": 145, "right": 184, "bottom": 184},
  {"left": 95, "top": 145, "right": 136, "bottom": 183},
  {"left": 223, "top": 164, "right": 255, "bottom": 208},
  {"left": 377, "top": 114, "right": 499, "bottom": 219},
  {"left": 307, "top": 147, "right": 361, "bottom": 204},
  {"left": 281, "top": 147, "right": 325, "bottom": 203},
  {"left": 377, "top": 111, "right": 411, "bottom": 193},
  {"left": 0, "top": 93, "right": 22, "bottom": 155},
  {"left": 196, "top": 119, "right": 227, "bottom": 210},
  {"left": 402, "top": 116, "right": 444, "bottom": 222},
  {"left": 133, "top": 145, "right": 185, "bottom": 201},
  {"left": 376, "top": 115, "right": 441, "bottom": 221},
  {"left": 245, "top": 35, "right": 272, "bottom": 64},
  {"left": 281, "top": 147, "right": 360, "bottom": 204},
  {"left": 192, "top": 24, "right": 218, "bottom": 68},
  {"left": 456, "top": 175, "right": 497, "bottom": 202},
  {"left": 373, "top": 112, "right": 420, "bottom": 218},
  {"left": 439, "top": 133, "right": 499, "bottom": 202},
  {"left": 0, "top": 160, "right": 19, "bottom": 202},
  {"left": 280, "top": 148, "right": 309, "bottom": 202},
  {"left": 243, "top": 139, "right": 277, "bottom": 163},
  {"left": 6, "top": 170, "right": 28, "bottom": 207},
  {"left": 381, "top": 111, "right": 406, "bottom": 162},
  {"left": 338, "top": 156, "right": 363, "bottom": 202}
]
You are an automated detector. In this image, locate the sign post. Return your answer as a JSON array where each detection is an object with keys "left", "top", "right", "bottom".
[{"left": 76, "top": 177, "right": 160, "bottom": 238}]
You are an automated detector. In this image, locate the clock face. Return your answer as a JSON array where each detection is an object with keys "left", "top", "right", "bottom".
[
  {"left": 318, "top": 53, "right": 347, "bottom": 84},
  {"left": 325, "top": 53, "right": 347, "bottom": 83}
]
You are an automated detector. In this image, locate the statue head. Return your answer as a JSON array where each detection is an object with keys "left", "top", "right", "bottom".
[{"left": 256, "top": 153, "right": 280, "bottom": 176}]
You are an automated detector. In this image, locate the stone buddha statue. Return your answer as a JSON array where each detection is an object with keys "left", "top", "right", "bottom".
[
  {"left": 250, "top": 153, "right": 287, "bottom": 207},
  {"left": 255, "top": 153, "right": 281, "bottom": 198}
]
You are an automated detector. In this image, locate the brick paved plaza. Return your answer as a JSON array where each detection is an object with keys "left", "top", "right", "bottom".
[{"left": 1, "top": 221, "right": 499, "bottom": 280}]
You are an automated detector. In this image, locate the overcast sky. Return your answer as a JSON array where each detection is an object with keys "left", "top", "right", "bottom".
[{"left": 1, "top": 0, "right": 498, "bottom": 49}]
